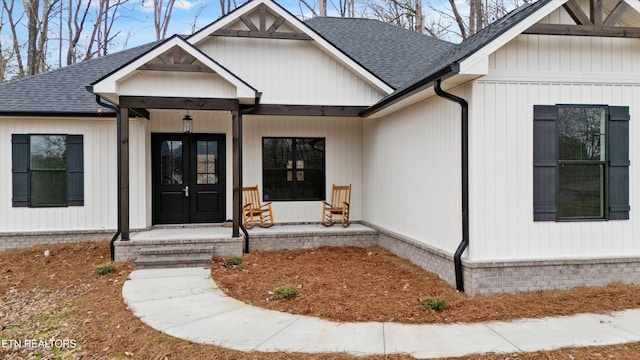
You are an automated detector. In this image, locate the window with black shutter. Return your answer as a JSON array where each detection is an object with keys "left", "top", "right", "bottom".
[
  {"left": 533, "top": 105, "right": 629, "bottom": 221},
  {"left": 12, "top": 134, "right": 84, "bottom": 207}
]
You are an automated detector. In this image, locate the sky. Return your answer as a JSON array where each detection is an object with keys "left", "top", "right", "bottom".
[
  {"left": 114, "top": 0, "right": 314, "bottom": 49},
  {"left": 108, "top": 0, "right": 461, "bottom": 50}
]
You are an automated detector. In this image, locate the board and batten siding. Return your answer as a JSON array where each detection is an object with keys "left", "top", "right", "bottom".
[
  {"left": 0, "top": 117, "right": 149, "bottom": 232},
  {"left": 197, "top": 37, "right": 384, "bottom": 106},
  {"left": 469, "top": 32, "right": 640, "bottom": 261},
  {"left": 242, "top": 115, "right": 363, "bottom": 223},
  {"left": 362, "top": 86, "right": 469, "bottom": 254},
  {"left": 119, "top": 71, "right": 237, "bottom": 99}
]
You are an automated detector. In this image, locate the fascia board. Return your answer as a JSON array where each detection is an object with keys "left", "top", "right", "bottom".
[
  {"left": 188, "top": 0, "right": 263, "bottom": 45},
  {"left": 92, "top": 37, "right": 188, "bottom": 93},
  {"left": 188, "top": 0, "right": 394, "bottom": 95},
  {"left": 458, "top": 0, "right": 568, "bottom": 75},
  {"left": 623, "top": 0, "right": 640, "bottom": 15}
]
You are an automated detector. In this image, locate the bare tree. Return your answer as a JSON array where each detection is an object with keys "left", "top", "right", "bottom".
[
  {"left": 23, "top": 0, "right": 60, "bottom": 76},
  {"left": 2, "top": 0, "right": 26, "bottom": 78},
  {"left": 219, "top": 0, "right": 237, "bottom": 16},
  {"left": 365, "top": 0, "right": 423, "bottom": 31},
  {"left": 143, "top": 0, "right": 176, "bottom": 40},
  {"left": 300, "top": 0, "right": 355, "bottom": 17},
  {"left": 0, "top": 3, "right": 11, "bottom": 82},
  {"left": 190, "top": 2, "right": 207, "bottom": 33},
  {"left": 84, "top": 0, "right": 128, "bottom": 60},
  {"left": 66, "top": 0, "right": 92, "bottom": 65},
  {"left": 432, "top": 0, "right": 531, "bottom": 40}
]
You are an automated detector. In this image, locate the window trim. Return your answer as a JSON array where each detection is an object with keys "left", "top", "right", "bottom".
[
  {"left": 262, "top": 137, "right": 326, "bottom": 202},
  {"left": 555, "top": 105, "right": 608, "bottom": 221},
  {"left": 533, "top": 104, "right": 630, "bottom": 222}
]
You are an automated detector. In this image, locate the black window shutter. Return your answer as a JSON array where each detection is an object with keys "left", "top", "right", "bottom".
[
  {"left": 67, "top": 135, "right": 84, "bottom": 206},
  {"left": 533, "top": 105, "right": 558, "bottom": 221},
  {"left": 11, "top": 134, "right": 30, "bottom": 207},
  {"left": 608, "top": 106, "right": 630, "bottom": 220}
]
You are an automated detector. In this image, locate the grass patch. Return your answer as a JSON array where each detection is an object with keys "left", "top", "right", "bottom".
[
  {"left": 224, "top": 256, "right": 242, "bottom": 267},
  {"left": 272, "top": 285, "right": 299, "bottom": 300},
  {"left": 421, "top": 297, "right": 447, "bottom": 312},
  {"left": 95, "top": 263, "right": 116, "bottom": 276}
]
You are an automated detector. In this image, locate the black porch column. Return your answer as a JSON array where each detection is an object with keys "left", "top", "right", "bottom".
[
  {"left": 119, "top": 107, "right": 130, "bottom": 240},
  {"left": 232, "top": 110, "right": 240, "bottom": 237}
]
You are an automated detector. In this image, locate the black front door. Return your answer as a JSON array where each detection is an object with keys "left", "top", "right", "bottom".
[{"left": 152, "top": 134, "right": 226, "bottom": 224}]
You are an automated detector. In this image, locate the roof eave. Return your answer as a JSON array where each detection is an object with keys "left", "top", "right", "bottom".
[
  {"left": 360, "top": 64, "right": 459, "bottom": 118},
  {"left": 0, "top": 111, "right": 117, "bottom": 118}
]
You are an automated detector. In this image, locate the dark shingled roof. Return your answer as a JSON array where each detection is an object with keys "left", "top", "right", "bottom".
[
  {"left": 305, "top": 17, "right": 456, "bottom": 89},
  {"left": 0, "top": 42, "right": 159, "bottom": 115},
  {"left": 360, "top": 0, "right": 552, "bottom": 115},
  {"left": 399, "top": 0, "right": 552, "bottom": 91},
  {"left": 0, "top": 0, "right": 551, "bottom": 115}
]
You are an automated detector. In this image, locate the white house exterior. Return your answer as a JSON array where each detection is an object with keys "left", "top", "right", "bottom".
[{"left": 2, "top": 0, "right": 640, "bottom": 295}]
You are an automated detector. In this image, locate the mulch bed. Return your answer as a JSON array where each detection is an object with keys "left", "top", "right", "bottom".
[
  {"left": 2, "top": 241, "right": 640, "bottom": 359},
  {"left": 211, "top": 246, "right": 640, "bottom": 324}
]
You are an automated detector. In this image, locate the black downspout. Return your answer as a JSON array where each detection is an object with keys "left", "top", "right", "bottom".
[
  {"left": 238, "top": 94, "right": 262, "bottom": 253},
  {"left": 434, "top": 79, "right": 469, "bottom": 293},
  {"left": 93, "top": 95, "right": 121, "bottom": 262}
]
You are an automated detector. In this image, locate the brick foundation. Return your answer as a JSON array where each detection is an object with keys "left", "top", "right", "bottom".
[
  {"left": 4, "top": 225, "right": 640, "bottom": 295},
  {"left": 248, "top": 228, "right": 378, "bottom": 252},
  {"left": 463, "top": 257, "right": 640, "bottom": 296},
  {"left": 0, "top": 230, "right": 113, "bottom": 251}
]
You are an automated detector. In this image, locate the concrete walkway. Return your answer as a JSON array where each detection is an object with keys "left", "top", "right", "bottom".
[{"left": 122, "top": 267, "right": 640, "bottom": 359}]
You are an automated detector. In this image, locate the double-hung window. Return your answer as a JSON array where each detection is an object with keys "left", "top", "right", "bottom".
[
  {"left": 12, "top": 134, "right": 84, "bottom": 207},
  {"left": 262, "top": 137, "right": 325, "bottom": 201},
  {"left": 533, "top": 105, "right": 629, "bottom": 221}
]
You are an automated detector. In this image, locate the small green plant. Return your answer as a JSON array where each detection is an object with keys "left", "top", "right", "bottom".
[
  {"left": 421, "top": 296, "right": 447, "bottom": 312},
  {"left": 272, "top": 285, "right": 299, "bottom": 300},
  {"left": 224, "top": 256, "right": 243, "bottom": 266},
  {"left": 95, "top": 263, "right": 116, "bottom": 276}
]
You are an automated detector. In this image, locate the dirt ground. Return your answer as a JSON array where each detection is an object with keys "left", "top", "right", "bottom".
[{"left": 1, "top": 241, "right": 640, "bottom": 360}]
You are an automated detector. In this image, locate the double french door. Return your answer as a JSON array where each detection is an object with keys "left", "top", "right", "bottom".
[{"left": 152, "top": 134, "right": 226, "bottom": 224}]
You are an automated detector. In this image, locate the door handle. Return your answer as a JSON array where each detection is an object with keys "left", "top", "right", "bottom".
[{"left": 182, "top": 185, "right": 189, "bottom": 197}]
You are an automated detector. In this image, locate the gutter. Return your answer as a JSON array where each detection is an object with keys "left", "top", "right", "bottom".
[
  {"left": 238, "top": 93, "right": 262, "bottom": 253},
  {"left": 434, "top": 79, "right": 469, "bottom": 293},
  {"left": 360, "top": 64, "right": 459, "bottom": 118},
  {"left": 91, "top": 93, "right": 122, "bottom": 262}
]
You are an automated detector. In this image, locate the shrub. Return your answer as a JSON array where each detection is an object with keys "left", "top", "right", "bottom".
[
  {"left": 224, "top": 256, "right": 242, "bottom": 266},
  {"left": 421, "top": 297, "right": 447, "bottom": 312},
  {"left": 95, "top": 263, "right": 116, "bottom": 276},
  {"left": 273, "top": 285, "right": 299, "bottom": 300}
]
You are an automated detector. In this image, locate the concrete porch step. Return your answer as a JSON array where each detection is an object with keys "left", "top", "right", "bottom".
[
  {"left": 134, "top": 245, "right": 214, "bottom": 269},
  {"left": 138, "top": 245, "right": 214, "bottom": 256}
]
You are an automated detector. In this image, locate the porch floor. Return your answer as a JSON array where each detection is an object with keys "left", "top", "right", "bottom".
[{"left": 130, "top": 223, "right": 375, "bottom": 241}]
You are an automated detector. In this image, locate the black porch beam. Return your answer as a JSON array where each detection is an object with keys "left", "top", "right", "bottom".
[
  {"left": 119, "top": 96, "right": 240, "bottom": 111},
  {"left": 129, "top": 108, "right": 150, "bottom": 119},
  {"left": 232, "top": 110, "right": 240, "bottom": 238},
  {"left": 248, "top": 104, "right": 367, "bottom": 117},
  {"left": 119, "top": 107, "right": 130, "bottom": 240}
]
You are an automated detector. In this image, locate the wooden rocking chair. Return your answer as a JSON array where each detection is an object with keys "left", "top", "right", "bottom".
[
  {"left": 322, "top": 184, "right": 351, "bottom": 227},
  {"left": 242, "top": 185, "right": 274, "bottom": 229}
]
